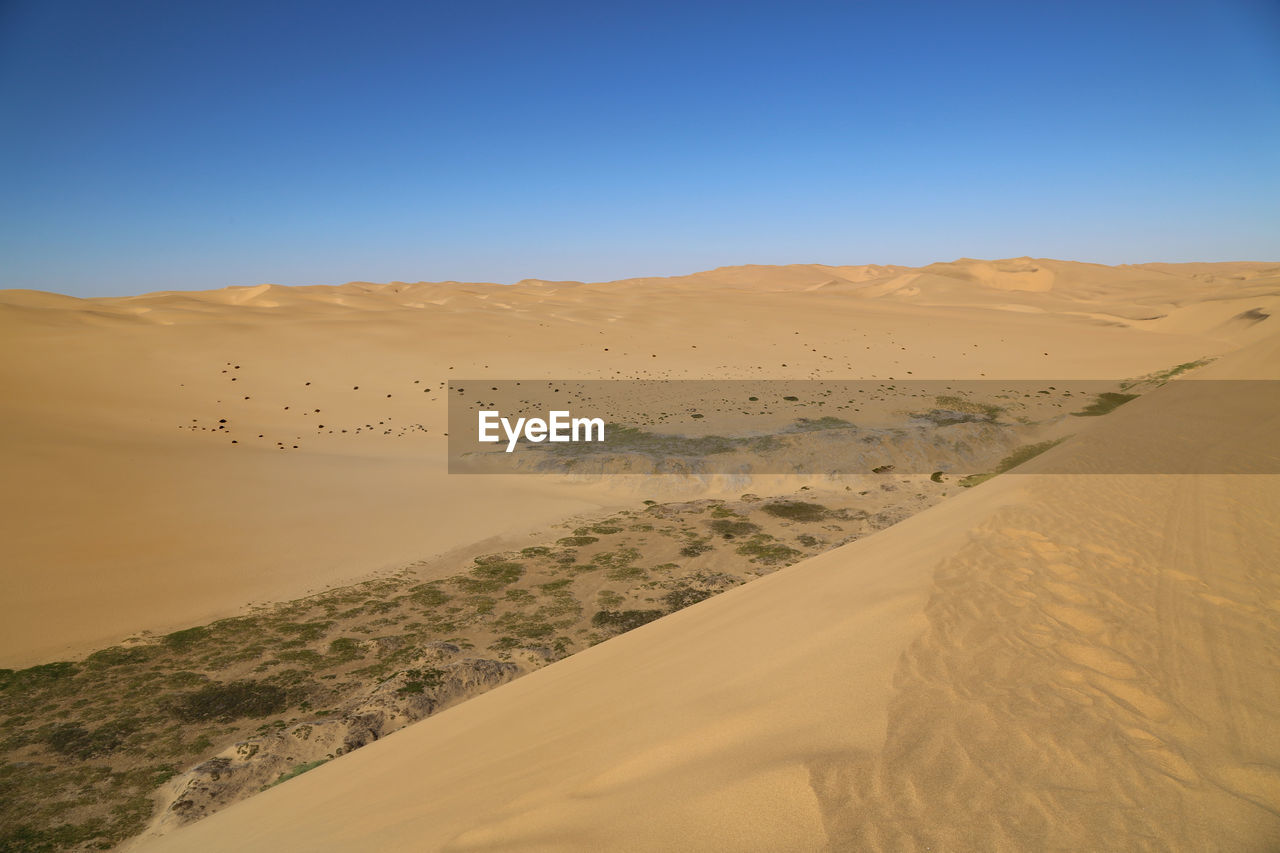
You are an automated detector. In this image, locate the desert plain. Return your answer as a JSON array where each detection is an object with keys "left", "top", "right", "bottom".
[{"left": 1, "top": 257, "right": 1278, "bottom": 851}]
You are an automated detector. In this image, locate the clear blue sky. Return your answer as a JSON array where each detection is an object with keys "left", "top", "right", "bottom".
[{"left": 1, "top": 0, "right": 1277, "bottom": 296}]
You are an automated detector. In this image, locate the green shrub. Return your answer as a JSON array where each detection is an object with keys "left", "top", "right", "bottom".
[
  {"left": 959, "top": 439, "right": 1065, "bottom": 487},
  {"left": 591, "top": 547, "right": 640, "bottom": 569},
  {"left": 604, "top": 565, "right": 647, "bottom": 581},
  {"left": 409, "top": 585, "right": 451, "bottom": 607},
  {"left": 471, "top": 561, "right": 523, "bottom": 584},
  {"left": 760, "top": 501, "right": 828, "bottom": 522},
  {"left": 791, "top": 416, "right": 852, "bottom": 431},
  {"left": 573, "top": 425, "right": 738, "bottom": 456},
  {"left": 467, "top": 596, "right": 497, "bottom": 615},
  {"left": 163, "top": 626, "right": 210, "bottom": 650},
  {"left": 679, "top": 540, "right": 713, "bottom": 557},
  {"left": 327, "top": 638, "right": 361, "bottom": 660},
  {"left": 266, "top": 758, "right": 330, "bottom": 789},
  {"left": 591, "top": 610, "right": 664, "bottom": 632},
  {"left": 1072, "top": 392, "right": 1138, "bottom": 417},
  {"left": 454, "top": 561, "right": 523, "bottom": 593},
  {"left": 503, "top": 588, "right": 535, "bottom": 604},
  {"left": 493, "top": 614, "right": 555, "bottom": 640},
  {"left": 276, "top": 649, "right": 322, "bottom": 665},
  {"left": 396, "top": 668, "right": 444, "bottom": 696},
  {"left": 709, "top": 519, "right": 760, "bottom": 538},
  {"left": 1123, "top": 358, "right": 1211, "bottom": 388},
  {"left": 275, "top": 621, "right": 333, "bottom": 642},
  {"left": 932, "top": 395, "right": 1003, "bottom": 420},
  {"left": 735, "top": 541, "right": 802, "bottom": 565},
  {"left": 84, "top": 640, "right": 152, "bottom": 666},
  {"left": 164, "top": 671, "right": 209, "bottom": 688},
  {"left": 165, "top": 681, "right": 288, "bottom": 723},
  {"left": 2, "top": 661, "right": 78, "bottom": 690},
  {"left": 662, "top": 586, "right": 713, "bottom": 610},
  {"left": 45, "top": 719, "right": 139, "bottom": 760}
]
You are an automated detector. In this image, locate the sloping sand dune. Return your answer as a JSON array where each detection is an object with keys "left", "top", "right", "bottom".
[
  {"left": 142, "top": 330, "right": 1280, "bottom": 852},
  {"left": 2, "top": 259, "right": 1276, "bottom": 673}
]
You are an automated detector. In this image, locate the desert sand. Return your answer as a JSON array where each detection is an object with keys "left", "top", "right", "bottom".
[{"left": 3, "top": 258, "right": 1279, "bottom": 850}]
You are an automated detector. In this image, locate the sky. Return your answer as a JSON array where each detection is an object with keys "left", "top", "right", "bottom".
[{"left": 1, "top": 0, "right": 1278, "bottom": 297}]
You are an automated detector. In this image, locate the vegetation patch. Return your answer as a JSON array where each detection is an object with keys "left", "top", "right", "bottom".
[
  {"left": 679, "top": 539, "right": 713, "bottom": 557},
  {"left": 589, "top": 524, "right": 622, "bottom": 535},
  {"left": 326, "top": 638, "right": 362, "bottom": 661},
  {"left": 85, "top": 646, "right": 158, "bottom": 668},
  {"left": 760, "top": 501, "right": 829, "bottom": 522},
  {"left": 662, "top": 586, "right": 714, "bottom": 609},
  {"left": 960, "top": 439, "right": 1066, "bottom": 487},
  {"left": 1122, "top": 358, "right": 1212, "bottom": 388},
  {"left": 503, "top": 588, "right": 535, "bottom": 605},
  {"left": 44, "top": 719, "right": 139, "bottom": 760},
  {"left": 275, "top": 621, "right": 333, "bottom": 643},
  {"left": 0, "top": 485, "right": 940, "bottom": 851},
  {"left": 265, "top": 758, "right": 330, "bottom": 789},
  {"left": 0, "top": 762, "right": 176, "bottom": 852},
  {"left": 493, "top": 611, "right": 556, "bottom": 641},
  {"left": 591, "top": 610, "right": 664, "bottom": 633},
  {"left": 735, "top": 541, "right": 803, "bottom": 565},
  {"left": 709, "top": 519, "right": 761, "bottom": 538},
  {"left": 604, "top": 565, "right": 648, "bottom": 582},
  {"left": 560, "top": 424, "right": 741, "bottom": 457},
  {"left": 163, "top": 626, "right": 211, "bottom": 650},
  {"left": 1072, "top": 391, "right": 1138, "bottom": 417},
  {"left": 932, "top": 395, "right": 1003, "bottom": 421},
  {"left": 396, "top": 668, "right": 444, "bottom": 696},
  {"left": 790, "top": 416, "right": 853, "bottom": 431},
  {"left": 409, "top": 585, "right": 451, "bottom": 607},
  {"left": 0, "top": 662, "right": 79, "bottom": 691},
  {"left": 454, "top": 561, "right": 523, "bottom": 593},
  {"left": 590, "top": 547, "right": 640, "bottom": 570},
  {"left": 165, "top": 682, "right": 289, "bottom": 723}
]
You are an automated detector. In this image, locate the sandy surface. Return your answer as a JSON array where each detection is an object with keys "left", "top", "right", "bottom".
[
  {"left": 141, "top": 327, "right": 1280, "bottom": 852},
  {"left": 4, "top": 259, "right": 1276, "bottom": 666},
  {"left": 3, "top": 258, "right": 1279, "bottom": 849}
]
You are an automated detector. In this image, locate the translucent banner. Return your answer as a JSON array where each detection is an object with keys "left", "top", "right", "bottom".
[{"left": 446, "top": 379, "right": 1280, "bottom": 476}]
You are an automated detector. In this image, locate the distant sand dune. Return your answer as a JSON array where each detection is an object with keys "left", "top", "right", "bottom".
[{"left": 2, "top": 258, "right": 1277, "bottom": 667}]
